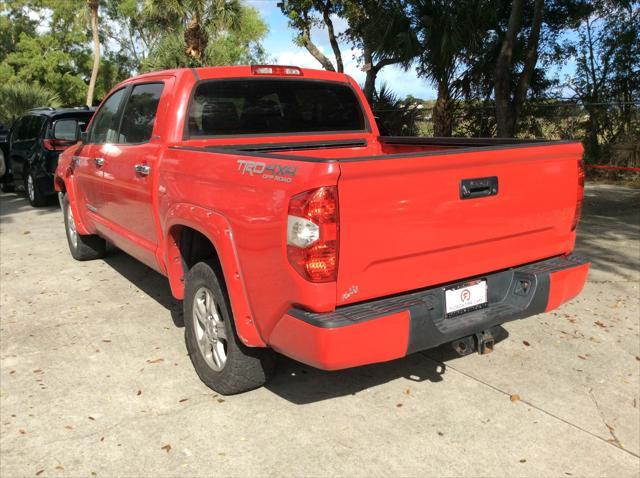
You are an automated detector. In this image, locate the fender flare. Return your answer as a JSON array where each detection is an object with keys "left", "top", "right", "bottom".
[
  {"left": 163, "top": 203, "right": 266, "bottom": 347},
  {"left": 58, "top": 173, "right": 91, "bottom": 236}
]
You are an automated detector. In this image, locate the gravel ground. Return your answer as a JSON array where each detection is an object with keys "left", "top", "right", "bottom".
[{"left": 1, "top": 183, "right": 638, "bottom": 477}]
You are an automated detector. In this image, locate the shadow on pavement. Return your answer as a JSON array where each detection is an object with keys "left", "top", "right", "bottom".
[
  {"left": 266, "top": 327, "right": 509, "bottom": 405},
  {"left": 103, "top": 248, "right": 185, "bottom": 328},
  {"left": 576, "top": 185, "right": 640, "bottom": 280},
  {"left": 0, "top": 192, "right": 60, "bottom": 224}
]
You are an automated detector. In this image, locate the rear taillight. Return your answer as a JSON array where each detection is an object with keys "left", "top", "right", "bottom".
[
  {"left": 572, "top": 160, "right": 585, "bottom": 231},
  {"left": 287, "top": 186, "right": 338, "bottom": 282},
  {"left": 42, "top": 139, "right": 74, "bottom": 151}
]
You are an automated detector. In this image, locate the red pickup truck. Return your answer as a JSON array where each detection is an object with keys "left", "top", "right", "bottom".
[{"left": 55, "top": 65, "right": 589, "bottom": 394}]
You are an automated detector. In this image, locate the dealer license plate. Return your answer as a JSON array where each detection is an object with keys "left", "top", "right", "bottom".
[{"left": 445, "top": 280, "right": 488, "bottom": 317}]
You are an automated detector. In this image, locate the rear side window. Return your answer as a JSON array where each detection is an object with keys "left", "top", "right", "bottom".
[
  {"left": 14, "top": 116, "right": 45, "bottom": 141},
  {"left": 118, "top": 83, "right": 164, "bottom": 144},
  {"left": 187, "top": 79, "right": 366, "bottom": 137},
  {"left": 90, "top": 88, "right": 126, "bottom": 144}
]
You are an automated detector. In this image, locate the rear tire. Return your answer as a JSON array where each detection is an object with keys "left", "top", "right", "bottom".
[
  {"left": 184, "top": 261, "right": 274, "bottom": 395},
  {"left": 62, "top": 194, "right": 106, "bottom": 261},
  {"left": 25, "top": 170, "right": 48, "bottom": 207}
]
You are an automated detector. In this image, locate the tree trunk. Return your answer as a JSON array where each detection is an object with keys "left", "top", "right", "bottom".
[
  {"left": 86, "top": 0, "right": 100, "bottom": 107},
  {"left": 301, "top": 26, "right": 336, "bottom": 72},
  {"left": 494, "top": 0, "right": 524, "bottom": 137},
  {"left": 433, "top": 82, "right": 453, "bottom": 137},
  {"left": 512, "top": 0, "right": 544, "bottom": 128},
  {"left": 185, "top": 12, "right": 207, "bottom": 64},
  {"left": 319, "top": 0, "right": 343, "bottom": 72}
]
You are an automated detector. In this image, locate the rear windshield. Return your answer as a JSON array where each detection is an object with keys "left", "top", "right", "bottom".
[{"left": 187, "top": 79, "right": 366, "bottom": 137}]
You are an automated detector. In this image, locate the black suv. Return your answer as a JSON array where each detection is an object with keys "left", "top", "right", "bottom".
[{"left": 3, "top": 107, "right": 95, "bottom": 206}]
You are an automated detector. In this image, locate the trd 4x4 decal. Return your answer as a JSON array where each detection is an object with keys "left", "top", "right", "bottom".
[{"left": 237, "top": 159, "right": 297, "bottom": 183}]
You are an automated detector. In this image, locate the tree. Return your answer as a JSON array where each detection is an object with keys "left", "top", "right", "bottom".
[
  {"left": 279, "top": 0, "right": 344, "bottom": 72},
  {"left": 144, "top": 0, "right": 242, "bottom": 66},
  {"left": 340, "top": 1, "right": 418, "bottom": 103},
  {"left": 0, "top": 83, "right": 60, "bottom": 124},
  {"left": 411, "top": 0, "right": 489, "bottom": 136},
  {"left": 565, "top": 1, "right": 640, "bottom": 162},
  {"left": 141, "top": 0, "right": 267, "bottom": 70},
  {"left": 493, "top": 0, "right": 544, "bottom": 137},
  {"left": 280, "top": 0, "right": 417, "bottom": 103},
  {"left": 86, "top": 0, "right": 100, "bottom": 106}
]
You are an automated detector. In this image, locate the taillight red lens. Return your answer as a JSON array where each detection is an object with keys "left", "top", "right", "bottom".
[
  {"left": 287, "top": 186, "right": 338, "bottom": 282},
  {"left": 42, "top": 139, "right": 74, "bottom": 151},
  {"left": 572, "top": 160, "right": 585, "bottom": 231}
]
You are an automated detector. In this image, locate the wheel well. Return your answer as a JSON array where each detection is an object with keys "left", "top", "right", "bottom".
[
  {"left": 174, "top": 226, "right": 222, "bottom": 277},
  {"left": 54, "top": 176, "right": 66, "bottom": 192}
]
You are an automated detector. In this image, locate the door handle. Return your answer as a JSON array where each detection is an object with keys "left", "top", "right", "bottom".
[
  {"left": 94, "top": 157, "right": 105, "bottom": 167},
  {"left": 134, "top": 164, "right": 151, "bottom": 176}
]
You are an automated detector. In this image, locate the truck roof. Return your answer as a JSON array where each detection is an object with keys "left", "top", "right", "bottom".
[{"left": 120, "top": 65, "right": 352, "bottom": 85}]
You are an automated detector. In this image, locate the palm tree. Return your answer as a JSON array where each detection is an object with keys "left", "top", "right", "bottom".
[
  {"left": 145, "top": 0, "right": 242, "bottom": 66},
  {"left": 86, "top": 0, "right": 100, "bottom": 106},
  {"left": 411, "top": 0, "right": 488, "bottom": 136},
  {"left": 0, "top": 84, "right": 61, "bottom": 124}
]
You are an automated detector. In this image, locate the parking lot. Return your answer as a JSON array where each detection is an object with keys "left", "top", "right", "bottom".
[{"left": 1, "top": 183, "right": 638, "bottom": 477}]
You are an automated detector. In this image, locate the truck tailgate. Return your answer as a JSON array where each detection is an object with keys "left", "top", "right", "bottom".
[{"left": 336, "top": 142, "right": 582, "bottom": 305}]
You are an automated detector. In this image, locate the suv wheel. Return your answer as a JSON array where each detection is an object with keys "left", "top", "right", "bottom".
[
  {"left": 62, "top": 194, "right": 106, "bottom": 260},
  {"left": 184, "top": 261, "right": 274, "bottom": 395},
  {"left": 25, "top": 170, "right": 47, "bottom": 207}
]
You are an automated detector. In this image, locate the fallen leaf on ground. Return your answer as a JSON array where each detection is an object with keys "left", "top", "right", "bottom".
[
  {"left": 161, "top": 444, "right": 172, "bottom": 453},
  {"left": 88, "top": 416, "right": 95, "bottom": 421},
  {"left": 594, "top": 321, "right": 607, "bottom": 328},
  {"left": 55, "top": 465, "right": 64, "bottom": 470},
  {"left": 217, "top": 398, "right": 225, "bottom": 403},
  {"left": 635, "top": 356, "right": 640, "bottom": 362},
  {"left": 23, "top": 231, "right": 30, "bottom": 235},
  {"left": 405, "top": 389, "right": 411, "bottom": 395},
  {"left": 147, "top": 358, "right": 164, "bottom": 364},
  {"left": 32, "top": 369, "right": 42, "bottom": 374},
  {"left": 102, "top": 339, "right": 112, "bottom": 343},
  {"left": 18, "top": 428, "right": 26, "bottom": 434},
  {"left": 100, "top": 436, "right": 104, "bottom": 442},
  {"left": 35, "top": 470, "right": 44, "bottom": 476},
  {"left": 179, "top": 398, "right": 189, "bottom": 403},
  {"left": 578, "top": 355, "right": 587, "bottom": 360},
  {"left": 137, "top": 390, "right": 142, "bottom": 396},
  {"left": 64, "top": 425, "right": 73, "bottom": 430},
  {"left": 510, "top": 394, "right": 521, "bottom": 402},
  {"left": 522, "top": 340, "right": 530, "bottom": 346},
  {"left": 519, "top": 459, "right": 527, "bottom": 463},
  {"left": 396, "top": 403, "right": 403, "bottom": 408}
]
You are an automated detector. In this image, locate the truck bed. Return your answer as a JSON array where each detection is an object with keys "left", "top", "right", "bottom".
[{"left": 185, "top": 136, "right": 582, "bottom": 306}]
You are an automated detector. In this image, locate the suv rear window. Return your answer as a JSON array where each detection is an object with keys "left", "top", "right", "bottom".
[{"left": 187, "top": 79, "right": 366, "bottom": 137}]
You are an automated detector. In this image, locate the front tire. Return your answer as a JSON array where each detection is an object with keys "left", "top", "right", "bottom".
[
  {"left": 184, "top": 261, "right": 274, "bottom": 395},
  {"left": 62, "top": 194, "right": 106, "bottom": 261}
]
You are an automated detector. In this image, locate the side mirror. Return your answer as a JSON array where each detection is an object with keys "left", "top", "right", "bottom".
[
  {"left": 80, "top": 131, "right": 88, "bottom": 143},
  {"left": 53, "top": 119, "right": 80, "bottom": 142}
]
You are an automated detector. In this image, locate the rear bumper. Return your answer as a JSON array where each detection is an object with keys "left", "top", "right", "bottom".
[{"left": 268, "top": 254, "right": 589, "bottom": 370}]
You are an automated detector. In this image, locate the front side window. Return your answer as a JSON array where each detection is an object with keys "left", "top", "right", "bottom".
[
  {"left": 90, "top": 88, "right": 126, "bottom": 144},
  {"left": 118, "top": 83, "right": 164, "bottom": 144},
  {"left": 187, "top": 79, "right": 367, "bottom": 137}
]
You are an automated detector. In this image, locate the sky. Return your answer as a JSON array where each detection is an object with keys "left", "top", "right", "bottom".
[{"left": 246, "top": 0, "right": 438, "bottom": 99}]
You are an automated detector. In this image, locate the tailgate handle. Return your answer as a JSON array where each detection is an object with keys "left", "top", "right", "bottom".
[{"left": 460, "top": 176, "right": 498, "bottom": 199}]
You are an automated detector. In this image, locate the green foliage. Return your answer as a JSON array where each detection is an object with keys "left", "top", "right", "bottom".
[
  {"left": 0, "top": 83, "right": 61, "bottom": 124},
  {"left": 140, "top": 1, "right": 268, "bottom": 70},
  {"left": 370, "top": 84, "right": 421, "bottom": 136}
]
